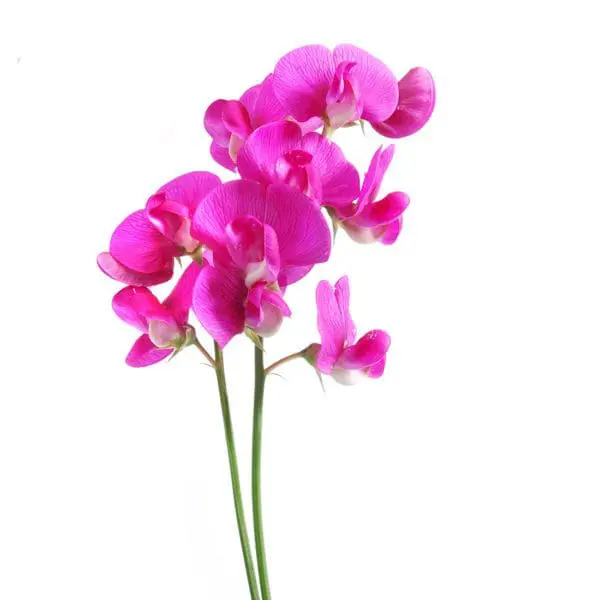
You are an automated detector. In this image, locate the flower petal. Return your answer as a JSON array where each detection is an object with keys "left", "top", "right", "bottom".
[
  {"left": 381, "top": 218, "right": 402, "bottom": 245},
  {"left": 204, "top": 100, "right": 230, "bottom": 145},
  {"left": 251, "top": 74, "right": 287, "bottom": 127},
  {"left": 273, "top": 45, "right": 336, "bottom": 122},
  {"left": 349, "top": 191, "right": 409, "bottom": 228},
  {"left": 157, "top": 171, "right": 221, "bottom": 214},
  {"left": 163, "top": 261, "right": 202, "bottom": 325},
  {"left": 97, "top": 252, "right": 174, "bottom": 286},
  {"left": 339, "top": 329, "right": 391, "bottom": 371},
  {"left": 372, "top": 67, "right": 436, "bottom": 138},
  {"left": 192, "top": 265, "right": 246, "bottom": 348},
  {"left": 332, "top": 44, "right": 398, "bottom": 123},
  {"left": 126, "top": 334, "right": 173, "bottom": 367},
  {"left": 222, "top": 100, "right": 253, "bottom": 140},
  {"left": 334, "top": 276, "right": 356, "bottom": 346},
  {"left": 112, "top": 286, "right": 169, "bottom": 333},
  {"left": 210, "top": 141, "right": 237, "bottom": 171},
  {"left": 315, "top": 279, "right": 347, "bottom": 373}
]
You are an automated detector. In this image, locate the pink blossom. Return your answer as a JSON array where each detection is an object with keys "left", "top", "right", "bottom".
[
  {"left": 372, "top": 67, "right": 436, "bottom": 139},
  {"left": 191, "top": 180, "right": 331, "bottom": 347},
  {"left": 112, "top": 262, "right": 201, "bottom": 367},
  {"left": 97, "top": 172, "right": 220, "bottom": 286},
  {"left": 273, "top": 44, "right": 398, "bottom": 130},
  {"left": 237, "top": 121, "right": 360, "bottom": 208},
  {"left": 336, "top": 145, "right": 409, "bottom": 245},
  {"left": 312, "top": 276, "right": 390, "bottom": 384}
]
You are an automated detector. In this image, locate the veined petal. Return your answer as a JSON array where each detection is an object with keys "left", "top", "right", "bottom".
[
  {"left": 192, "top": 265, "right": 246, "bottom": 348},
  {"left": 97, "top": 252, "right": 174, "bottom": 286},
  {"left": 372, "top": 67, "right": 436, "bottom": 138},
  {"left": 222, "top": 101, "right": 253, "bottom": 140},
  {"left": 210, "top": 141, "right": 237, "bottom": 171},
  {"left": 332, "top": 44, "right": 398, "bottom": 123},
  {"left": 315, "top": 279, "right": 347, "bottom": 373},
  {"left": 112, "top": 286, "right": 170, "bottom": 333},
  {"left": 273, "top": 45, "right": 336, "bottom": 122},
  {"left": 163, "top": 262, "right": 202, "bottom": 326},
  {"left": 204, "top": 100, "right": 230, "bottom": 145},
  {"left": 157, "top": 171, "right": 221, "bottom": 214},
  {"left": 251, "top": 74, "right": 287, "bottom": 127},
  {"left": 349, "top": 191, "right": 409, "bottom": 228},
  {"left": 339, "top": 329, "right": 391, "bottom": 371},
  {"left": 126, "top": 334, "right": 172, "bottom": 367},
  {"left": 334, "top": 276, "right": 356, "bottom": 346},
  {"left": 357, "top": 145, "right": 395, "bottom": 213},
  {"left": 245, "top": 283, "right": 291, "bottom": 337}
]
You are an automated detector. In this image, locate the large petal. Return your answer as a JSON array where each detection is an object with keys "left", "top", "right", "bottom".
[
  {"left": 332, "top": 45, "right": 398, "bottom": 123},
  {"left": 192, "top": 181, "right": 331, "bottom": 271},
  {"left": 126, "top": 334, "right": 173, "bottom": 367},
  {"left": 97, "top": 252, "right": 174, "bottom": 286},
  {"left": 273, "top": 45, "right": 336, "bottom": 122},
  {"left": 251, "top": 74, "right": 287, "bottom": 127},
  {"left": 109, "top": 210, "right": 178, "bottom": 274},
  {"left": 339, "top": 329, "right": 391, "bottom": 370},
  {"left": 112, "top": 286, "right": 170, "bottom": 333},
  {"left": 157, "top": 171, "right": 221, "bottom": 214},
  {"left": 372, "top": 67, "right": 436, "bottom": 138},
  {"left": 192, "top": 265, "right": 246, "bottom": 348},
  {"left": 204, "top": 100, "right": 230, "bottom": 145},
  {"left": 315, "top": 279, "right": 346, "bottom": 373},
  {"left": 349, "top": 191, "right": 409, "bottom": 228},
  {"left": 237, "top": 121, "right": 303, "bottom": 185},
  {"left": 163, "top": 261, "right": 203, "bottom": 325}
]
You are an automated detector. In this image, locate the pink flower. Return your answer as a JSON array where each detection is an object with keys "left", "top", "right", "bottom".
[
  {"left": 112, "top": 262, "right": 201, "bottom": 367},
  {"left": 191, "top": 180, "right": 331, "bottom": 347},
  {"left": 336, "top": 145, "right": 409, "bottom": 245},
  {"left": 372, "top": 67, "right": 436, "bottom": 139},
  {"left": 237, "top": 121, "right": 360, "bottom": 208},
  {"left": 98, "top": 172, "right": 220, "bottom": 286},
  {"left": 312, "top": 276, "right": 390, "bottom": 384},
  {"left": 204, "top": 74, "right": 288, "bottom": 171},
  {"left": 273, "top": 44, "right": 398, "bottom": 130}
]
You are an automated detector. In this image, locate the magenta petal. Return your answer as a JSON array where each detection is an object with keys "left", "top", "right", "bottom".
[
  {"left": 357, "top": 145, "right": 395, "bottom": 212},
  {"left": 372, "top": 67, "right": 436, "bottom": 138},
  {"left": 381, "top": 218, "right": 402, "bottom": 245},
  {"left": 251, "top": 74, "right": 287, "bottom": 127},
  {"left": 163, "top": 262, "right": 202, "bottom": 325},
  {"left": 210, "top": 141, "right": 237, "bottom": 171},
  {"left": 237, "top": 121, "right": 302, "bottom": 185},
  {"left": 222, "top": 101, "right": 253, "bottom": 140},
  {"left": 157, "top": 171, "right": 221, "bottom": 214},
  {"left": 334, "top": 276, "right": 356, "bottom": 346},
  {"left": 273, "top": 45, "right": 336, "bottom": 122},
  {"left": 126, "top": 334, "right": 173, "bottom": 367},
  {"left": 110, "top": 210, "right": 178, "bottom": 274},
  {"left": 112, "top": 286, "right": 169, "bottom": 333},
  {"left": 332, "top": 45, "right": 398, "bottom": 123},
  {"left": 339, "top": 330, "right": 391, "bottom": 370},
  {"left": 204, "top": 100, "right": 230, "bottom": 145},
  {"left": 315, "top": 279, "right": 346, "bottom": 373},
  {"left": 97, "top": 252, "right": 174, "bottom": 286},
  {"left": 367, "top": 356, "right": 387, "bottom": 378},
  {"left": 350, "top": 191, "right": 409, "bottom": 228},
  {"left": 192, "top": 265, "right": 246, "bottom": 348},
  {"left": 245, "top": 283, "right": 291, "bottom": 336}
]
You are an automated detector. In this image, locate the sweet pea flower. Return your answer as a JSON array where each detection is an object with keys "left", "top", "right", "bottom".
[
  {"left": 191, "top": 180, "right": 331, "bottom": 347},
  {"left": 112, "top": 262, "right": 201, "bottom": 367},
  {"left": 97, "top": 171, "right": 220, "bottom": 286},
  {"left": 237, "top": 121, "right": 360, "bottom": 208},
  {"left": 335, "top": 145, "right": 409, "bottom": 245},
  {"left": 310, "top": 276, "right": 391, "bottom": 385},
  {"left": 273, "top": 44, "right": 398, "bottom": 131},
  {"left": 372, "top": 67, "right": 436, "bottom": 138},
  {"left": 204, "top": 74, "right": 288, "bottom": 171}
]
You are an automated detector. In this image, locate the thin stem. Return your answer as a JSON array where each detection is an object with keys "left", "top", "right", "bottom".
[
  {"left": 213, "top": 343, "right": 261, "bottom": 600},
  {"left": 264, "top": 349, "right": 306, "bottom": 375},
  {"left": 193, "top": 338, "right": 216, "bottom": 367},
  {"left": 252, "top": 341, "right": 271, "bottom": 600}
]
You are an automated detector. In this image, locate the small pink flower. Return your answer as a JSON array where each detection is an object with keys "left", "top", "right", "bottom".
[
  {"left": 273, "top": 44, "right": 398, "bottom": 130},
  {"left": 237, "top": 121, "right": 360, "bottom": 208},
  {"left": 98, "top": 172, "right": 220, "bottom": 286},
  {"left": 191, "top": 180, "right": 331, "bottom": 347},
  {"left": 372, "top": 67, "right": 436, "bottom": 139},
  {"left": 112, "top": 262, "right": 201, "bottom": 367},
  {"left": 311, "top": 276, "right": 390, "bottom": 384},
  {"left": 336, "top": 145, "right": 409, "bottom": 245}
]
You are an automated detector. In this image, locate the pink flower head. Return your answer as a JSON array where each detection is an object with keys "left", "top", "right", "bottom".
[
  {"left": 97, "top": 172, "right": 220, "bottom": 286},
  {"left": 372, "top": 67, "right": 436, "bottom": 139},
  {"left": 336, "top": 145, "right": 409, "bottom": 245},
  {"left": 112, "top": 262, "right": 201, "bottom": 367},
  {"left": 237, "top": 121, "right": 360, "bottom": 208},
  {"left": 191, "top": 180, "right": 331, "bottom": 347},
  {"left": 204, "top": 74, "right": 288, "bottom": 171},
  {"left": 273, "top": 44, "right": 398, "bottom": 130},
  {"left": 312, "top": 276, "right": 391, "bottom": 384}
]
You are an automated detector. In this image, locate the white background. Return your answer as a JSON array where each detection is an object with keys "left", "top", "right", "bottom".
[{"left": 2, "top": 1, "right": 600, "bottom": 598}]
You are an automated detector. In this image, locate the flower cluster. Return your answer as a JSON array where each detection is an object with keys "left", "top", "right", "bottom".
[{"left": 98, "top": 44, "right": 435, "bottom": 383}]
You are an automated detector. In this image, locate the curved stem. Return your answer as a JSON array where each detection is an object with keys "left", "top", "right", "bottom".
[
  {"left": 252, "top": 341, "right": 271, "bottom": 600},
  {"left": 264, "top": 349, "right": 307, "bottom": 375},
  {"left": 193, "top": 338, "right": 215, "bottom": 367},
  {"left": 213, "top": 343, "right": 261, "bottom": 600}
]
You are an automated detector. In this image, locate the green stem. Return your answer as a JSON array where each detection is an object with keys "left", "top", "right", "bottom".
[
  {"left": 264, "top": 349, "right": 307, "bottom": 375},
  {"left": 213, "top": 343, "right": 261, "bottom": 600},
  {"left": 252, "top": 341, "right": 271, "bottom": 600}
]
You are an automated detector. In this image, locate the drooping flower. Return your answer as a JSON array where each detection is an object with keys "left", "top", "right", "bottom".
[
  {"left": 237, "top": 121, "right": 360, "bottom": 208},
  {"left": 273, "top": 44, "right": 398, "bottom": 130},
  {"left": 310, "top": 276, "right": 390, "bottom": 384},
  {"left": 335, "top": 145, "right": 409, "bottom": 245},
  {"left": 112, "top": 262, "right": 201, "bottom": 367},
  {"left": 98, "top": 171, "right": 220, "bottom": 286},
  {"left": 191, "top": 180, "right": 331, "bottom": 347},
  {"left": 204, "top": 74, "right": 288, "bottom": 171},
  {"left": 372, "top": 67, "right": 436, "bottom": 138}
]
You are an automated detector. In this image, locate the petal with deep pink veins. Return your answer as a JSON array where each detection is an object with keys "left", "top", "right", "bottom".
[
  {"left": 315, "top": 279, "right": 347, "bottom": 373},
  {"left": 157, "top": 171, "right": 221, "bottom": 214},
  {"left": 126, "top": 334, "right": 173, "bottom": 367},
  {"left": 339, "top": 330, "right": 391, "bottom": 371},
  {"left": 334, "top": 276, "right": 356, "bottom": 346},
  {"left": 163, "top": 262, "right": 202, "bottom": 325},
  {"left": 251, "top": 74, "right": 287, "bottom": 128},
  {"left": 97, "top": 252, "right": 174, "bottom": 286},
  {"left": 349, "top": 192, "right": 409, "bottom": 228},
  {"left": 112, "top": 286, "right": 171, "bottom": 333}
]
